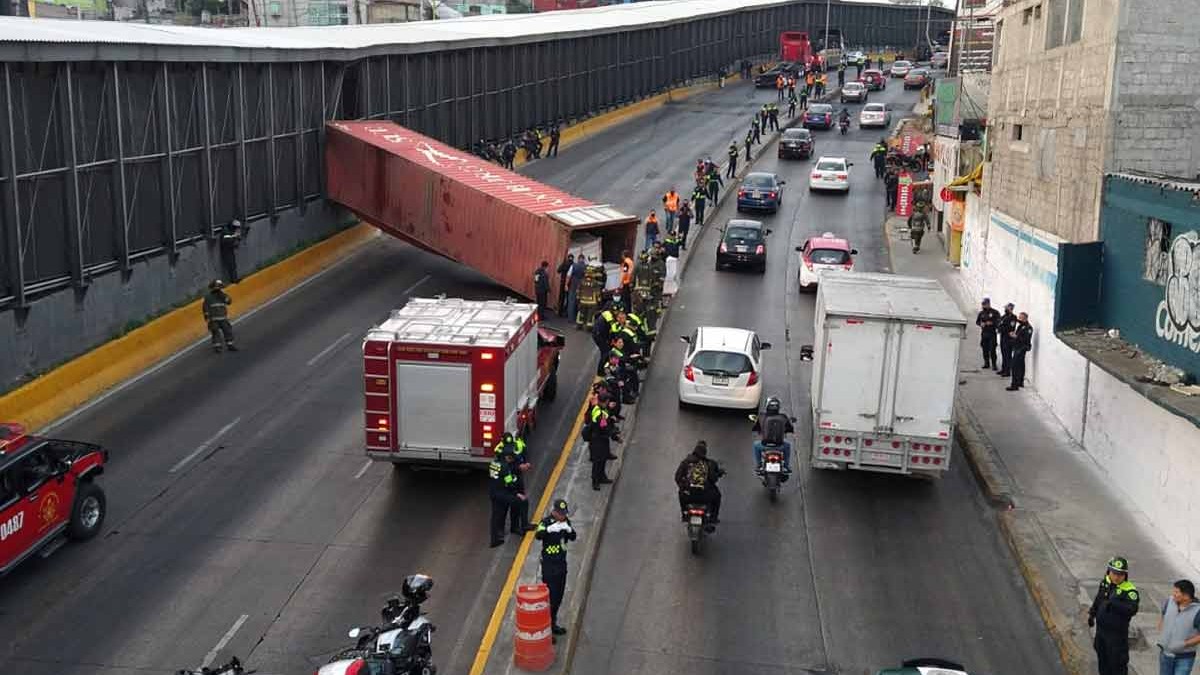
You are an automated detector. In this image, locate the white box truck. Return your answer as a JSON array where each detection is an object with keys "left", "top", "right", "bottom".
[{"left": 805, "top": 274, "right": 967, "bottom": 477}]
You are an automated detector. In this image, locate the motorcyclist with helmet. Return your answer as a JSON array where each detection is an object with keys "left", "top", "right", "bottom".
[
  {"left": 838, "top": 107, "right": 851, "bottom": 133},
  {"left": 753, "top": 396, "right": 795, "bottom": 475},
  {"left": 674, "top": 441, "right": 724, "bottom": 524}
]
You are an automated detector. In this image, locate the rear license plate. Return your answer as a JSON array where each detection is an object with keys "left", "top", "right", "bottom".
[
  {"left": 689, "top": 516, "right": 703, "bottom": 526},
  {"left": 735, "top": 245, "right": 748, "bottom": 252},
  {"left": 765, "top": 462, "right": 782, "bottom": 472},
  {"left": 711, "top": 375, "right": 729, "bottom": 386},
  {"left": 861, "top": 451, "right": 900, "bottom": 465}
]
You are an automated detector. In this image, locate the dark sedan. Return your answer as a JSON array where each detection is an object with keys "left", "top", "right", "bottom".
[
  {"left": 754, "top": 62, "right": 798, "bottom": 87},
  {"left": 803, "top": 103, "right": 835, "bottom": 130},
  {"left": 778, "top": 128, "right": 815, "bottom": 159},
  {"left": 716, "top": 219, "right": 771, "bottom": 273},
  {"left": 736, "top": 172, "right": 785, "bottom": 213}
]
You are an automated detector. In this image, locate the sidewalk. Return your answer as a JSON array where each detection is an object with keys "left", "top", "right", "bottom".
[{"left": 884, "top": 214, "right": 1200, "bottom": 675}]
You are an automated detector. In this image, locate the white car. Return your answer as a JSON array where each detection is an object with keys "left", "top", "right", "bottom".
[
  {"left": 809, "top": 156, "right": 852, "bottom": 192},
  {"left": 678, "top": 327, "right": 770, "bottom": 410},
  {"left": 890, "top": 60, "right": 913, "bottom": 78},
  {"left": 859, "top": 102, "right": 892, "bottom": 128}
]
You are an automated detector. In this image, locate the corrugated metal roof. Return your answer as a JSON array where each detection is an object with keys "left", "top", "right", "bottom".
[
  {"left": 819, "top": 273, "right": 967, "bottom": 326},
  {"left": 0, "top": 0, "right": 892, "bottom": 51},
  {"left": 548, "top": 205, "right": 638, "bottom": 229},
  {"left": 1108, "top": 171, "right": 1200, "bottom": 197}
]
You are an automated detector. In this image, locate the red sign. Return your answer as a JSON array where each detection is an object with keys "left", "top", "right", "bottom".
[
  {"left": 896, "top": 172, "right": 914, "bottom": 217},
  {"left": 940, "top": 187, "right": 954, "bottom": 203}
]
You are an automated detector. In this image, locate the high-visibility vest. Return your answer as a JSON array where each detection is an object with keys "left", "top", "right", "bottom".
[
  {"left": 664, "top": 193, "right": 679, "bottom": 213},
  {"left": 620, "top": 258, "right": 634, "bottom": 285}
]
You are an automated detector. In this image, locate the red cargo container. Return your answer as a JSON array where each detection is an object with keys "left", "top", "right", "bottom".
[
  {"left": 780, "top": 31, "right": 813, "bottom": 66},
  {"left": 325, "top": 121, "right": 639, "bottom": 301}
]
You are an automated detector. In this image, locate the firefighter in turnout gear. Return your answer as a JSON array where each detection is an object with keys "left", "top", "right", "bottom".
[
  {"left": 575, "top": 262, "right": 605, "bottom": 330},
  {"left": 535, "top": 498, "right": 576, "bottom": 638},
  {"left": 1089, "top": 556, "right": 1140, "bottom": 675},
  {"left": 488, "top": 447, "right": 531, "bottom": 547},
  {"left": 202, "top": 280, "right": 237, "bottom": 353},
  {"left": 649, "top": 245, "right": 667, "bottom": 306}
]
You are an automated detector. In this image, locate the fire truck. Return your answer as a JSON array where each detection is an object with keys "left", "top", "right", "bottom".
[
  {"left": 0, "top": 423, "right": 108, "bottom": 576},
  {"left": 363, "top": 297, "right": 565, "bottom": 468}
]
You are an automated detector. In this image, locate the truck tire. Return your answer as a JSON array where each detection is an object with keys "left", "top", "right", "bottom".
[
  {"left": 66, "top": 481, "right": 106, "bottom": 541},
  {"left": 542, "top": 365, "right": 559, "bottom": 402}
]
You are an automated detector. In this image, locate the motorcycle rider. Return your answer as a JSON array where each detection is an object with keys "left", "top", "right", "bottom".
[
  {"left": 674, "top": 441, "right": 723, "bottom": 524},
  {"left": 752, "top": 396, "right": 794, "bottom": 475},
  {"left": 838, "top": 107, "right": 851, "bottom": 133}
]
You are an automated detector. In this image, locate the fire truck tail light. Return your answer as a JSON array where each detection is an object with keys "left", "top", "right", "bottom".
[
  {"left": 483, "top": 424, "right": 493, "bottom": 431},
  {"left": 483, "top": 432, "right": 493, "bottom": 440},
  {"left": 481, "top": 352, "right": 495, "bottom": 360},
  {"left": 377, "top": 417, "right": 388, "bottom": 428},
  {"left": 480, "top": 383, "right": 495, "bottom": 392}
]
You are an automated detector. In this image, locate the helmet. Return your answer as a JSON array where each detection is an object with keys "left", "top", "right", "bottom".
[
  {"left": 1107, "top": 556, "right": 1130, "bottom": 574},
  {"left": 502, "top": 431, "right": 514, "bottom": 444},
  {"left": 552, "top": 498, "right": 569, "bottom": 515},
  {"left": 765, "top": 396, "right": 781, "bottom": 414},
  {"left": 210, "top": 279, "right": 225, "bottom": 289},
  {"left": 401, "top": 573, "right": 434, "bottom": 604},
  {"left": 692, "top": 440, "right": 708, "bottom": 458}
]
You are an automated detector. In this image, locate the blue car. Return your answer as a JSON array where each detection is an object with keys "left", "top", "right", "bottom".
[
  {"left": 736, "top": 172, "right": 786, "bottom": 214},
  {"left": 803, "top": 103, "right": 835, "bottom": 130}
]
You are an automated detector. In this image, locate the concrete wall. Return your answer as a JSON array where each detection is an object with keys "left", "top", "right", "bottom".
[
  {"left": 1098, "top": 176, "right": 1200, "bottom": 379},
  {"left": 1083, "top": 363, "right": 1200, "bottom": 570},
  {"left": 0, "top": 204, "right": 354, "bottom": 392}
]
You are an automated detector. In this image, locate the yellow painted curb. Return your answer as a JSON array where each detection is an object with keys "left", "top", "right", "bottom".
[{"left": 0, "top": 223, "right": 376, "bottom": 431}]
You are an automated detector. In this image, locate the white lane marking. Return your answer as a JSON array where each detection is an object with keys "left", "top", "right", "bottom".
[
  {"left": 169, "top": 418, "right": 242, "bottom": 474},
  {"left": 353, "top": 460, "right": 373, "bottom": 480},
  {"left": 200, "top": 613, "right": 250, "bottom": 669},
  {"left": 631, "top": 176, "right": 647, "bottom": 192},
  {"left": 306, "top": 332, "right": 353, "bottom": 367}
]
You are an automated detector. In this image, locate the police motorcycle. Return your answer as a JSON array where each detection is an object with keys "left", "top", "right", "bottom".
[
  {"left": 176, "top": 657, "right": 254, "bottom": 675},
  {"left": 319, "top": 575, "right": 437, "bottom": 675}
]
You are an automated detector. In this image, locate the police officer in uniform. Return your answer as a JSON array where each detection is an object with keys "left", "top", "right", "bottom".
[
  {"left": 535, "top": 498, "right": 576, "bottom": 638},
  {"left": 1089, "top": 556, "right": 1139, "bottom": 675},
  {"left": 494, "top": 431, "right": 530, "bottom": 471},
  {"left": 1007, "top": 312, "right": 1034, "bottom": 391},
  {"left": 202, "top": 280, "right": 237, "bottom": 353},
  {"left": 997, "top": 303, "right": 1018, "bottom": 377},
  {"left": 533, "top": 261, "right": 551, "bottom": 320},
  {"left": 727, "top": 143, "right": 739, "bottom": 178},
  {"left": 488, "top": 447, "right": 528, "bottom": 547},
  {"left": 976, "top": 298, "right": 1001, "bottom": 370}
]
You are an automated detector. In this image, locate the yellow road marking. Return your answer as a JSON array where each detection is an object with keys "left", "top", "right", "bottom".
[{"left": 468, "top": 385, "right": 593, "bottom": 675}]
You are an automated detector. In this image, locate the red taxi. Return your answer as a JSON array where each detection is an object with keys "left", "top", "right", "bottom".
[
  {"left": 795, "top": 232, "right": 858, "bottom": 291},
  {"left": 0, "top": 423, "right": 108, "bottom": 575}
]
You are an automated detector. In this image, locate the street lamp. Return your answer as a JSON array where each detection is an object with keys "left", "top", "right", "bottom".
[{"left": 823, "top": 0, "right": 831, "bottom": 63}]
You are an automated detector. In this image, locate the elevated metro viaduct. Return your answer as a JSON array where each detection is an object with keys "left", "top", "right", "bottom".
[{"left": 0, "top": 0, "right": 950, "bottom": 390}]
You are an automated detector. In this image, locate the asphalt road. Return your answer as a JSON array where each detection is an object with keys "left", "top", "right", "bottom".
[
  {"left": 562, "top": 79, "right": 1068, "bottom": 675},
  {"left": 0, "top": 81, "right": 790, "bottom": 675}
]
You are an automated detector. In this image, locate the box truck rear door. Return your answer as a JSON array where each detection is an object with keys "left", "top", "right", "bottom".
[
  {"left": 891, "top": 323, "right": 962, "bottom": 439},
  {"left": 396, "top": 362, "right": 471, "bottom": 452},
  {"left": 817, "top": 317, "right": 888, "bottom": 433}
]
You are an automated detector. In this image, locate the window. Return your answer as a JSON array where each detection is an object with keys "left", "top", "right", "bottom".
[
  {"left": 994, "top": 20, "right": 1003, "bottom": 65},
  {"left": 690, "top": 351, "right": 753, "bottom": 375},
  {"left": 1046, "top": 0, "right": 1084, "bottom": 49},
  {"left": 1012, "top": 124, "right": 1024, "bottom": 141},
  {"left": 1144, "top": 218, "right": 1172, "bottom": 285},
  {"left": 810, "top": 248, "right": 852, "bottom": 265},
  {"left": 1023, "top": 7, "right": 1033, "bottom": 24}
]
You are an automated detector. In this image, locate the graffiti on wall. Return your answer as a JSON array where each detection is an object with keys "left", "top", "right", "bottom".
[{"left": 1156, "top": 231, "right": 1200, "bottom": 354}]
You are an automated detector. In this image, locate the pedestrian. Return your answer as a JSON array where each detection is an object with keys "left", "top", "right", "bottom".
[
  {"left": 662, "top": 187, "right": 680, "bottom": 231},
  {"left": 620, "top": 249, "right": 634, "bottom": 311},
  {"left": 677, "top": 201, "right": 692, "bottom": 250},
  {"left": 1007, "top": 312, "right": 1033, "bottom": 391},
  {"left": 535, "top": 498, "right": 577, "bottom": 639},
  {"left": 805, "top": 70, "right": 815, "bottom": 93},
  {"left": 726, "top": 143, "right": 738, "bottom": 178},
  {"left": 787, "top": 94, "right": 797, "bottom": 119},
  {"left": 202, "top": 280, "right": 237, "bottom": 353},
  {"left": 884, "top": 170, "right": 899, "bottom": 210},
  {"left": 556, "top": 254, "right": 573, "bottom": 317},
  {"left": 744, "top": 133, "right": 753, "bottom": 162},
  {"left": 1089, "top": 557, "right": 1140, "bottom": 675},
  {"left": 799, "top": 87, "right": 808, "bottom": 110},
  {"left": 775, "top": 74, "right": 785, "bottom": 101},
  {"left": 908, "top": 202, "right": 929, "bottom": 253},
  {"left": 692, "top": 185, "right": 708, "bottom": 227},
  {"left": 533, "top": 260, "right": 551, "bottom": 320},
  {"left": 997, "top": 303, "right": 1018, "bottom": 377},
  {"left": 547, "top": 122, "right": 561, "bottom": 157},
  {"left": 219, "top": 220, "right": 244, "bottom": 283},
  {"left": 643, "top": 210, "right": 660, "bottom": 251},
  {"left": 837, "top": 62, "right": 846, "bottom": 87},
  {"left": 502, "top": 138, "right": 516, "bottom": 169},
  {"left": 1157, "top": 579, "right": 1200, "bottom": 675},
  {"left": 566, "top": 255, "right": 586, "bottom": 323},
  {"left": 976, "top": 298, "right": 1001, "bottom": 370}
]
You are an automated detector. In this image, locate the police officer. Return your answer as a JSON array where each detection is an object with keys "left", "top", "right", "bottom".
[
  {"left": 1007, "top": 312, "right": 1034, "bottom": 391},
  {"left": 870, "top": 140, "right": 888, "bottom": 179},
  {"left": 592, "top": 303, "right": 618, "bottom": 375},
  {"left": 705, "top": 166, "right": 721, "bottom": 203},
  {"left": 726, "top": 143, "right": 739, "bottom": 178},
  {"left": 585, "top": 391, "right": 619, "bottom": 490},
  {"left": 533, "top": 260, "right": 551, "bottom": 320},
  {"left": 488, "top": 447, "right": 527, "bottom": 547},
  {"left": 494, "top": 431, "right": 530, "bottom": 471},
  {"left": 1089, "top": 556, "right": 1140, "bottom": 675},
  {"left": 202, "top": 280, "right": 237, "bottom": 353},
  {"left": 535, "top": 498, "right": 576, "bottom": 638},
  {"left": 547, "top": 122, "right": 561, "bottom": 157},
  {"left": 997, "top": 303, "right": 1018, "bottom": 377},
  {"left": 976, "top": 298, "right": 1001, "bottom": 370},
  {"left": 692, "top": 185, "right": 707, "bottom": 228}
]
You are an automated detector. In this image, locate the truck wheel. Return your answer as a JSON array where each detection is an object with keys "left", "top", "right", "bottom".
[
  {"left": 66, "top": 481, "right": 106, "bottom": 541},
  {"left": 542, "top": 366, "right": 559, "bottom": 402}
]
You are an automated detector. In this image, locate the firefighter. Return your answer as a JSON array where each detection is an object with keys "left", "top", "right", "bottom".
[
  {"left": 535, "top": 498, "right": 576, "bottom": 638},
  {"left": 533, "top": 260, "right": 551, "bottom": 320},
  {"left": 663, "top": 229, "right": 682, "bottom": 260},
  {"left": 576, "top": 262, "right": 604, "bottom": 330},
  {"left": 1089, "top": 556, "right": 1140, "bottom": 675},
  {"left": 488, "top": 447, "right": 528, "bottom": 547},
  {"left": 649, "top": 245, "right": 668, "bottom": 307},
  {"left": 202, "top": 280, "right": 237, "bottom": 353}
]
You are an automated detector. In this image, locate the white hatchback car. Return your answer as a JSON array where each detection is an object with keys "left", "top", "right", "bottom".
[
  {"left": 678, "top": 327, "right": 770, "bottom": 410},
  {"left": 809, "top": 156, "right": 852, "bottom": 192}
]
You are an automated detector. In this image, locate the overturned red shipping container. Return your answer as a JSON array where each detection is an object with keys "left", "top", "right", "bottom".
[{"left": 324, "top": 121, "right": 638, "bottom": 301}]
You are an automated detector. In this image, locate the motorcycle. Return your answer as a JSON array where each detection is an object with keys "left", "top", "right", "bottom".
[
  {"left": 684, "top": 502, "right": 712, "bottom": 556},
  {"left": 176, "top": 657, "right": 255, "bottom": 675},
  {"left": 839, "top": 116, "right": 850, "bottom": 135},
  {"left": 320, "top": 575, "right": 438, "bottom": 675},
  {"left": 749, "top": 413, "right": 797, "bottom": 501}
]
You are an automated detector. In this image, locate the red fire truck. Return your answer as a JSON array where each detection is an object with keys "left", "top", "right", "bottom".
[
  {"left": 363, "top": 298, "right": 565, "bottom": 468},
  {"left": 0, "top": 423, "right": 108, "bottom": 575}
]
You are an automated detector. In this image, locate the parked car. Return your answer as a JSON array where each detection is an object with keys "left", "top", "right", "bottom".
[
  {"left": 808, "top": 156, "right": 852, "bottom": 193},
  {"left": 904, "top": 68, "right": 930, "bottom": 89},
  {"left": 840, "top": 82, "right": 868, "bottom": 103},
  {"left": 736, "top": 172, "right": 785, "bottom": 213},
  {"left": 778, "top": 128, "right": 815, "bottom": 159},
  {"left": 678, "top": 327, "right": 771, "bottom": 410},
  {"left": 859, "top": 102, "right": 892, "bottom": 128},
  {"left": 931, "top": 51, "right": 949, "bottom": 69},
  {"left": 715, "top": 219, "right": 771, "bottom": 273},
  {"left": 860, "top": 69, "right": 887, "bottom": 91},
  {"left": 796, "top": 232, "right": 857, "bottom": 291},
  {"left": 890, "top": 60, "right": 913, "bottom": 78},
  {"left": 803, "top": 103, "right": 835, "bottom": 130}
]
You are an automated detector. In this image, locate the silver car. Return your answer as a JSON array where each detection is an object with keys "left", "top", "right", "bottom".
[
  {"left": 890, "top": 60, "right": 913, "bottom": 78},
  {"left": 840, "top": 82, "right": 868, "bottom": 103},
  {"left": 859, "top": 102, "right": 892, "bottom": 129},
  {"left": 931, "top": 51, "right": 949, "bottom": 69}
]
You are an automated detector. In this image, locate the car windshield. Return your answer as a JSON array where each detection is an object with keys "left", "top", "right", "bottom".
[
  {"left": 808, "top": 104, "right": 833, "bottom": 114},
  {"left": 742, "top": 175, "right": 775, "bottom": 188},
  {"left": 809, "top": 248, "right": 851, "bottom": 265},
  {"left": 895, "top": 61, "right": 912, "bottom": 67},
  {"left": 864, "top": 104, "right": 885, "bottom": 112},
  {"left": 725, "top": 226, "right": 762, "bottom": 241},
  {"left": 783, "top": 129, "right": 810, "bottom": 139},
  {"left": 816, "top": 160, "right": 844, "bottom": 171},
  {"left": 844, "top": 83, "right": 863, "bottom": 90},
  {"left": 691, "top": 350, "right": 753, "bottom": 375}
]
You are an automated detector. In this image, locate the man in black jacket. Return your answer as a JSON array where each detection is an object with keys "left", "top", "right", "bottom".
[
  {"left": 533, "top": 260, "right": 551, "bottom": 321},
  {"left": 488, "top": 448, "right": 528, "bottom": 547},
  {"left": 556, "top": 254, "right": 573, "bottom": 317},
  {"left": 997, "top": 303, "right": 1018, "bottom": 377},
  {"left": 535, "top": 498, "right": 576, "bottom": 637},
  {"left": 1007, "top": 312, "right": 1034, "bottom": 391},
  {"left": 674, "top": 441, "right": 723, "bottom": 524},
  {"left": 1089, "top": 556, "right": 1140, "bottom": 675},
  {"left": 976, "top": 298, "right": 1001, "bottom": 370}
]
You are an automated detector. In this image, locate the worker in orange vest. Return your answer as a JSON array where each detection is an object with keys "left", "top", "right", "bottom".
[
  {"left": 620, "top": 249, "right": 634, "bottom": 311},
  {"left": 644, "top": 210, "right": 660, "bottom": 251},
  {"left": 775, "top": 74, "right": 785, "bottom": 101},
  {"left": 661, "top": 188, "right": 679, "bottom": 232}
]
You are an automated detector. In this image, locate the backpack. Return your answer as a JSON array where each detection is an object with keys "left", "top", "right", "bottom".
[
  {"left": 762, "top": 415, "right": 788, "bottom": 445},
  {"left": 686, "top": 459, "right": 710, "bottom": 490}
]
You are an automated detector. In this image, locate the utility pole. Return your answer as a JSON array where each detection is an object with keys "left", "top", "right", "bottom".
[{"left": 823, "top": 0, "right": 831, "bottom": 63}]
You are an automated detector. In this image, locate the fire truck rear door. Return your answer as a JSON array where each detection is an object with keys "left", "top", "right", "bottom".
[{"left": 396, "top": 362, "right": 471, "bottom": 452}]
